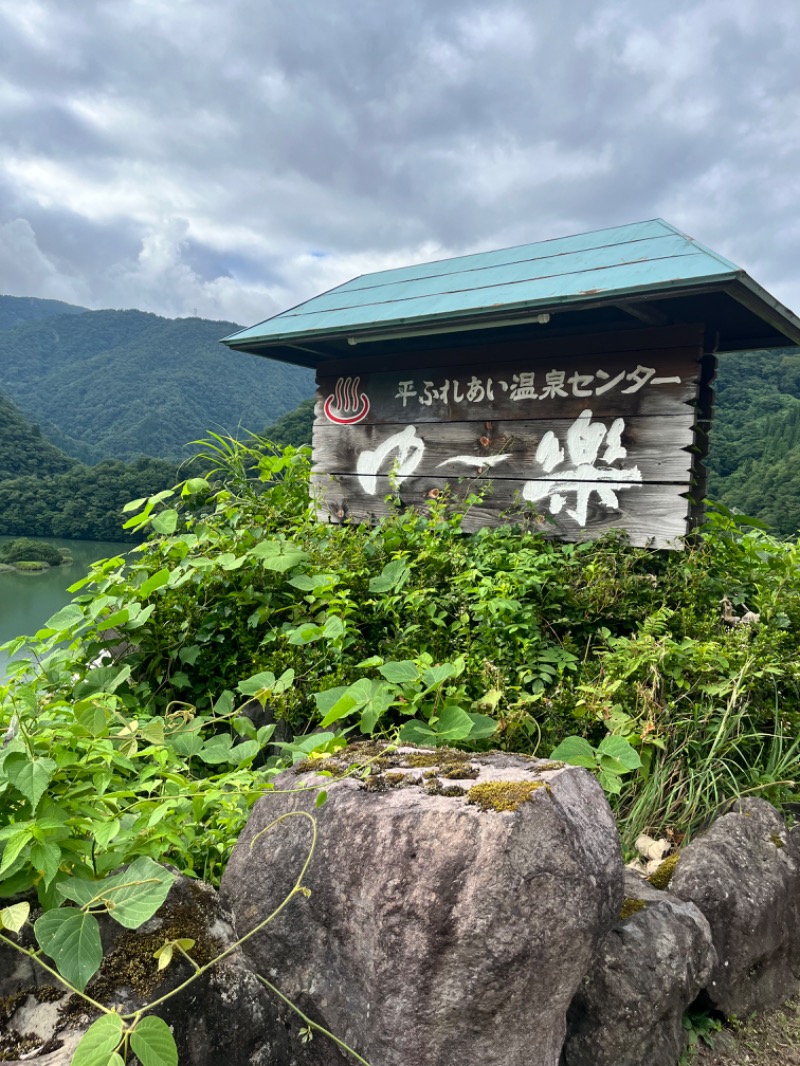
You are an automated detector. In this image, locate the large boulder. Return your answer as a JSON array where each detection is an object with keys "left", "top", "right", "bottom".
[
  {"left": 669, "top": 797, "right": 800, "bottom": 1015},
  {"left": 0, "top": 874, "right": 291, "bottom": 1066},
  {"left": 562, "top": 870, "right": 716, "bottom": 1066},
  {"left": 221, "top": 745, "right": 624, "bottom": 1066}
]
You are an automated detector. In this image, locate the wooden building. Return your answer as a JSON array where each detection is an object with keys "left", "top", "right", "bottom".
[{"left": 222, "top": 219, "right": 800, "bottom": 549}]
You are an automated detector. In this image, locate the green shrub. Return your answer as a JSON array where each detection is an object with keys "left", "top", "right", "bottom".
[
  {"left": 0, "top": 536, "right": 66, "bottom": 565},
  {"left": 4, "top": 434, "right": 800, "bottom": 899}
]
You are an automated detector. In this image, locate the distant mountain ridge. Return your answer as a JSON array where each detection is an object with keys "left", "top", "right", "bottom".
[
  {"left": 0, "top": 294, "right": 88, "bottom": 332},
  {"left": 0, "top": 296, "right": 313, "bottom": 464}
]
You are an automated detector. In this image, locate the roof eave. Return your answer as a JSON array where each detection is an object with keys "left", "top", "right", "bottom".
[
  {"left": 221, "top": 271, "right": 738, "bottom": 355},
  {"left": 724, "top": 274, "right": 800, "bottom": 346}
]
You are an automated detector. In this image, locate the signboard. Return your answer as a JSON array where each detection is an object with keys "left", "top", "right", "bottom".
[{"left": 311, "top": 325, "right": 707, "bottom": 549}]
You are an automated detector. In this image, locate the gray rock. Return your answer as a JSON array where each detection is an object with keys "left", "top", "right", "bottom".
[
  {"left": 0, "top": 874, "right": 291, "bottom": 1066},
  {"left": 562, "top": 870, "right": 716, "bottom": 1066},
  {"left": 670, "top": 797, "right": 800, "bottom": 1015},
  {"left": 221, "top": 744, "right": 624, "bottom": 1066}
]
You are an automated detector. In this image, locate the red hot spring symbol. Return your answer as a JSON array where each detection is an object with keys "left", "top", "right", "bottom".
[{"left": 323, "top": 376, "right": 370, "bottom": 424}]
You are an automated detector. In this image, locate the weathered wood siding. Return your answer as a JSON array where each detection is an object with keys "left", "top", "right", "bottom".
[{"left": 311, "top": 325, "right": 707, "bottom": 549}]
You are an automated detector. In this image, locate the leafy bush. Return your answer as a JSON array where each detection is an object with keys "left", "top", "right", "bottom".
[
  {"left": 4, "top": 434, "right": 800, "bottom": 909},
  {"left": 0, "top": 537, "right": 66, "bottom": 565}
]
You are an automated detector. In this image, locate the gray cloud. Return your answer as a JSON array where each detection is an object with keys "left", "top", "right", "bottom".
[{"left": 0, "top": 0, "right": 798, "bottom": 325}]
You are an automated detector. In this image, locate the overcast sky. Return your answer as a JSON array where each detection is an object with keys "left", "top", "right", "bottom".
[{"left": 0, "top": 0, "right": 798, "bottom": 329}]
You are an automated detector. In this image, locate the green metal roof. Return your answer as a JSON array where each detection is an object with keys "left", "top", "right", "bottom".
[{"left": 223, "top": 219, "right": 800, "bottom": 365}]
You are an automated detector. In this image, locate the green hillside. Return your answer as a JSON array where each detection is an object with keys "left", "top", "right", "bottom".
[
  {"left": 707, "top": 347, "right": 800, "bottom": 534},
  {"left": 0, "top": 389, "right": 179, "bottom": 540},
  {"left": 0, "top": 392, "right": 76, "bottom": 480},
  {"left": 0, "top": 294, "right": 88, "bottom": 331},
  {"left": 0, "top": 299, "right": 314, "bottom": 463}
]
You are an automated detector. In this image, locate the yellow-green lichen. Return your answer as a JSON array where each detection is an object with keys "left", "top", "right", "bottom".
[
  {"left": 535, "top": 761, "right": 566, "bottom": 772},
  {"left": 467, "top": 780, "right": 545, "bottom": 812},
  {"left": 648, "top": 851, "right": 680, "bottom": 889},
  {"left": 770, "top": 833, "right": 785, "bottom": 849},
  {"left": 619, "top": 897, "right": 648, "bottom": 920}
]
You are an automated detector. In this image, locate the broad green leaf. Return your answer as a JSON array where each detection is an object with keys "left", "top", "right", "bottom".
[
  {"left": 249, "top": 540, "right": 308, "bottom": 572},
  {"left": 34, "top": 908, "right": 102, "bottom": 991},
  {"left": 465, "top": 712, "right": 499, "bottom": 740},
  {"left": 237, "top": 671, "right": 276, "bottom": 696},
  {"left": 197, "top": 734, "right": 234, "bottom": 764},
  {"left": 181, "top": 477, "right": 210, "bottom": 496},
  {"left": 178, "top": 644, "right": 201, "bottom": 666},
  {"left": 397, "top": 719, "right": 438, "bottom": 745},
  {"left": 319, "top": 689, "right": 367, "bottom": 728},
  {"left": 213, "top": 690, "right": 235, "bottom": 716},
  {"left": 289, "top": 573, "right": 336, "bottom": 592},
  {"left": 369, "top": 559, "right": 409, "bottom": 593},
  {"left": 30, "top": 841, "right": 61, "bottom": 887},
  {"left": 4, "top": 754, "right": 57, "bottom": 811},
  {"left": 313, "top": 685, "right": 349, "bottom": 716},
  {"left": 550, "top": 736, "right": 597, "bottom": 770},
  {"left": 0, "top": 901, "right": 30, "bottom": 932},
  {"left": 596, "top": 754, "right": 629, "bottom": 776},
  {"left": 287, "top": 622, "right": 323, "bottom": 645},
  {"left": 598, "top": 770, "right": 623, "bottom": 796},
  {"left": 274, "top": 668, "right": 294, "bottom": 694},
  {"left": 75, "top": 700, "right": 111, "bottom": 737},
  {"left": 96, "top": 857, "right": 175, "bottom": 930},
  {"left": 151, "top": 509, "right": 179, "bottom": 535},
  {"left": 432, "top": 704, "right": 474, "bottom": 742},
  {"left": 139, "top": 719, "right": 165, "bottom": 745},
  {"left": 122, "top": 495, "right": 148, "bottom": 514},
  {"left": 130, "top": 1015, "right": 178, "bottom": 1066},
  {"left": 322, "top": 616, "right": 345, "bottom": 641},
  {"left": 169, "top": 732, "right": 203, "bottom": 758},
  {"left": 98, "top": 608, "right": 130, "bottom": 631},
  {"left": 378, "top": 660, "right": 419, "bottom": 684},
  {"left": 421, "top": 662, "right": 459, "bottom": 689},
  {"left": 71, "top": 1012, "right": 124, "bottom": 1066},
  {"left": 43, "top": 603, "right": 85, "bottom": 631},
  {"left": 57, "top": 875, "right": 103, "bottom": 908},
  {"left": 232, "top": 740, "right": 260, "bottom": 764},
  {"left": 92, "top": 819, "right": 121, "bottom": 849},
  {"left": 126, "top": 603, "right": 154, "bottom": 629},
  {"left": 597, "top": 734, "right": 642, "bottom": 771},
  {"left": 139, "top": 569, "right": 171, "bottom": 598},
  {"left": 73, "top": 672, "right": 112, "bottom": 699},
  {"left": 357, "top": 681, "right": 396, "bottom": 735}
]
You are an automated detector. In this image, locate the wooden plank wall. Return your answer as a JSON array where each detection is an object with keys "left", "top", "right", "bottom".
[{"left": 310, "top": 324, "right": 707, "bottom": 549}]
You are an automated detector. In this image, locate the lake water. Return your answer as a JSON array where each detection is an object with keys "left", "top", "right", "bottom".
[{"left": 0, "top": 537, "right": 132, "bottom": 679}]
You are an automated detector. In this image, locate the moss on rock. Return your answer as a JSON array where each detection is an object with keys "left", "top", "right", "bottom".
[{"left": 467, "top": 780, "right": 545, "bottom": 812}]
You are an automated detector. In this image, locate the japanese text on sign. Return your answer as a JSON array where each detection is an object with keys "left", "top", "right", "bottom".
[{"left": 393, "top": 366, "right": 682, "bottom": 407}]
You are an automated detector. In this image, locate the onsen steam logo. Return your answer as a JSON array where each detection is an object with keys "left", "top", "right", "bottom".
[{"left": 323, "top": 376, "right": 370, "bottom": 424}]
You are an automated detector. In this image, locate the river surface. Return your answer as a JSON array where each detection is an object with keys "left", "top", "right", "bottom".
[{"left": 0, "top": 537, "right": 131, "bottom": 679}]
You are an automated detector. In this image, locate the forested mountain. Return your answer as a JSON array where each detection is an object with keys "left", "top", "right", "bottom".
[
  {"left": 707, "top": 347, "right": 800, "bottom": 533},
  {"left": 0, "top": 295, "right": 87, "bottom": 332},
  {"left": 0, "top": 392, "right": 75, "bottom": 480},
  {"left": 0, "top": 297, "right": 313, "bottom": 463},
  {"left": 0, "top": 388, "right": 178, "bottom": 540}
]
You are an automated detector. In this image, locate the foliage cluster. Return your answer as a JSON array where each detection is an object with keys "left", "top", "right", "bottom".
[
  {"left": 3, "top": 435, "right": 800, "bottom": 862},
  {"left": 708, "top": 346, "right": 800, "bottom": 534},
  {"left": 0, "top": 537, "right": 70, "bottom": 566},
  {"left": 3, "top": 432, "right": 800, "bottom": 1064},
  {"left": 0, "top": 454, "right": 182, "bottom": 541}
]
